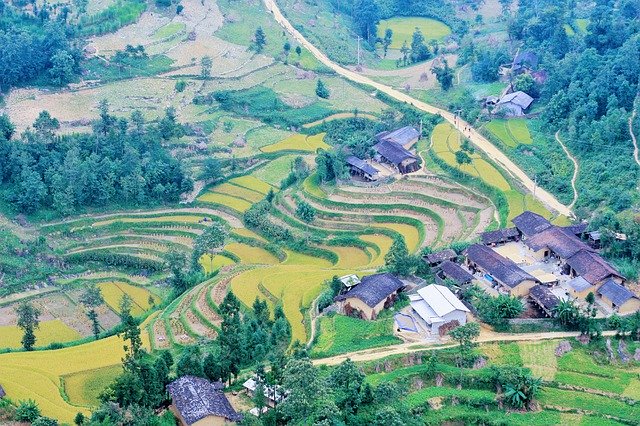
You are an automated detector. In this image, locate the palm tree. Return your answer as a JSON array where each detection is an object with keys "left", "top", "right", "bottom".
[{"left": 553, "top": 299, "right": 578, "bottom": 326}]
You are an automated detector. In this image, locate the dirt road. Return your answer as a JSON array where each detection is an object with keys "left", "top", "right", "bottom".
[
  {"left": 555, "top": 131, "right": 579, "bottom": 209},
  {"left": 263, "top": 0, "right": 572, "bottom": 218},
  {"left": 312, "top": 330, "right": 617, "bottom": 366}
]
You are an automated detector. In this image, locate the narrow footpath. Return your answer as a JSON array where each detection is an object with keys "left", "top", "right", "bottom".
[
  {"left": 263, "top": 0, "right": 573, "bottom": 218},
  {"left": 555, "top": 131, "right": 579, "bottom": 209},
  {"left": 630, "top": 107, "right": 640, "bottom": 167}
]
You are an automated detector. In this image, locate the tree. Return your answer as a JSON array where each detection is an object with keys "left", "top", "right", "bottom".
[
  {"left": 194, "top": 223, "right": 228, "bottom": 271},
  {"left": 0, "top": 114, "right": 15, "bottom": 140},
  {"left": 503, "top": 370, "right": 542, "bottom": 410},
  {"left": 16, "top": 400, "right": 41, "bottom": 422},
  {"left": 455, "top": 150, "right": 472, "bottom": 167},
  {"left": 433, "top": 60, "right": 454, "bottom": 90},
  {"left": 315, "top": 79, "right": 330, "bottom": 99},
  {"left": 80, "top": 284, "right": 104, "bottom": 339},
  {"left": 384, "top": 235, "right": 416, "bottom": 276},
  {"left": 373, "top": 407, "right": 404, "bottom": 426},
  {"left": 200, "top": 56, "right": 212, "bottom": 79},
  {"left": 177, "top": 345, "right": 205, "bottom": 378},
  {"left": 449, "top": 322, "right": 480, "bottom": 367},
  {"left": 329, "top": 359, "right": 365, "bottom": 415},
  {"left": 201, "top": 157, "right": 222, "bottom": 182},
  {"left": 49, "top": 50, "right": 75, "bottom": 85},
  {"left": 353, "top": 0, "right": 380, "bottom": 44},
  {"left": 295, "top": 46, "right": 302, "bottom": 57},
  {"left": 283, "top": 41, "right": 291, "bottom": 57},
  {"left": 74, "top": 412, "right": 85, "bottom": 425},
  {"left": 513, "top": 73, "right": 537, "bottom": 96},
  {"left": 118, "top": 294, "right": 142, "bottom": 359},
  {"left": 279, "top": 358, "right": 326, "bottom": 422},
  {"left": 295, "top": 200, "right": 316, "bottom": 223},
  {"left": 253, "top": 381, "right": 267, "bottom": 415},
  {"left": 33, "top": 111, "right": 60, "bottom": 137},
  {"left": 253, "top": 27, "right": 267, "bottom": 53},
  {"left": 399, "top": 41, "right": 410, "bottom": 66},
  {"left": 410, "top": 27, "right": 430, "bottom": 63},
  {"left": 382, "top": 28, "right": 393, "bottom": 58},
  {"left": 553, "top": 299, "right": 580, "bottom": 327},
  {"left": 16, "top": 302, "right": 41, "bottom": 351}
]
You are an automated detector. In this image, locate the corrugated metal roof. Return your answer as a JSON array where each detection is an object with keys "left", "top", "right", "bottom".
[{"left": 416, "top": 284, "right": 469, "bottom": 317}]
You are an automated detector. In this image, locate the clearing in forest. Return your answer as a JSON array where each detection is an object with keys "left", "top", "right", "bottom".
[{"left": 377, "top": 17, "right": 452, "bottom": 50}]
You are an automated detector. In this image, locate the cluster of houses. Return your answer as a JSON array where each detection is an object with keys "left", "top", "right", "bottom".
[
  {"left": 333, "top": 272, "right": 470, "bottom": 337},
  {"left": 464, "top": 211, "right": 637, "bottom": 316},
  {"left": 345, "top": 125, "right": 420, "bottom": 181}
]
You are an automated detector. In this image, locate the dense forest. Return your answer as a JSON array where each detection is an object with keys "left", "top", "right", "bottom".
[{"left": 0, "top": 105, "right": 192, "bottom": 216}]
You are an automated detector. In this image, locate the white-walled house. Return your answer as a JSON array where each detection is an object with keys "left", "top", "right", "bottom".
[{"left": 410, "top": 284, "right": 470, "bottom": 336}]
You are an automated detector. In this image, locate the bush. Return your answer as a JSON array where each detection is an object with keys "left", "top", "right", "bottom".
[
  {"left": 175, "top": 80, "right": 187, "bottom": 92},
  {"left": 32, "top": 417, "right": 59, "bottom": 426},
  {"left": 16, "top": 400, "right": 40, "bottom": 423}
]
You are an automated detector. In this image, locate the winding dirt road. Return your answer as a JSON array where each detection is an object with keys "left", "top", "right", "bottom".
[
  {"left": 555, "top": 131, "right": 579, "bottom": 209},
  {"left": 313, "top": 330, "right": 617, "bottom": 366},
  {"left": 264, "top": 0, "right": 573, "bottom": 218}
]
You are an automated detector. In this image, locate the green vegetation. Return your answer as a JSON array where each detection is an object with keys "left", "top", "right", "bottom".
[
  {"left": 312, "top": 314, "right": 401, "bottom": 357},
  {"left": 377, "top": 17, "right": 451, "bottom": 50}
]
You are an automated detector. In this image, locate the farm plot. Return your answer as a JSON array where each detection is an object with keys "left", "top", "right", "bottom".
[
  {"left": 197, "top": 192, "right": 253, "bottom": 212},
  {"left": 228, "top": 175, "right": 275, "bottom": 195},
  {"left": 63, "top": 365, "right": 122, "bottom": 407},
  {"left": 261, "top": 133, "right": 330, "bottom": 153},
  {"left": 98, "top": 281, "right": 160, "bottom": 316},
  {"left": 377, "top": 17, "right": 452, "bottom": 49},
  {"left": 485, "top": 119, "right": 533, "bottom": 148},
  {"left": 0, "top": 315, "right": 154, "bottom": 423},
  {"left": 312, "top": 315, "right": 401, "bottom": 357},
  {"left": 0, "top": 320, "right": 81, "bottom": 350},
  {"left": 224, "top": 243, "right": 280, "bottom": 265},
  {"left": 200, "top": 254, "right": 236, "bottom": 274},
  {"left": 230, "top": 265, "right": 352, "bottom": 343},
  {"left": 251, "top": 155, "right": 299, "bottom": 187}
]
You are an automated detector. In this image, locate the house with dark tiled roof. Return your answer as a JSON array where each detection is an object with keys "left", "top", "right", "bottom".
[
  {"left": 512, "top": 211, "right": 552, "bottom": 238},
  {"left": 566, "top": 276, "right": 594, "bottom": 299},
  {"left": 529, "top": 284, "right": 560, "bottom": 317},
  {"left": 436, "top": 260, "right": 474, "bottom": 286},
  {"left": 346, "top": 155, "right": 379, "bottom": 181},
  {"left": 376, "top": 126, "right": 420, "bottom": 149},
  {"left": 565, "top": 250, "right": 625, "bottom": 287},
  {"left": 562, "top": 222, "right": 588, "bottom": 238},
  {"left": 480, "top": 227, "right": 520, "bottom": 246},
  {"left": 524, "top": 226, "right": 595, "bottom": 261},
  {"left": 374, "top": 140, "right": 419, "bottom": 174},
  {"left": 167, "top": 376, "right": 242, "bottom": 425},
  {"left": 423, "top": 249, "right": 457, "bottom": 267},
  {"left": 464, "top": 244, "right": 539, "bottom": 297},
  {"left": 334, "top": 273, "right": 405, "bottom": 320},
  {"left": 496, "top": 91, "right": 534, "bottom": 117},
  {"left": 597, "top": 279, "right": 640, "bottom": 314}
]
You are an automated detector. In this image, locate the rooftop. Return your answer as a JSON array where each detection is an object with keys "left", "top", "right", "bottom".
[
  {"left": 465, "top": 244, "right": 538, "bottom": 288},
  {"left": 566, "top": 250, "right": 624, "bottom": 285},
  {"left": 597, "top": 279, "right": 636, "bottom": 307},
  {"left": 439, "top": 260, "right": 474, "bottom": 285},
  {"left": 416, "top": 284, "right": 470, "bottom": 317},
  {"left": 498, "top": 91, "right": 534, "bottom": 110},
  {"left": 524, "top": 226, "right": 594, "bottom": 259},
  {"left": 424, "top": 249, "right": 457, "bottom": 264},
  {"left": 480, "top": 227, "right": 519, "bottom": 245},
  {"left": 374, "top": 140, "right": 417, "bottom": 165},
  {"left": 378, "top": 126, "right": 420, "bottom": 147},
  {"left": 346, "top": 155, "right": 379, "bottom": 176},
  {"left": 567, "top": 276, "right": 592, "bottom": 292},
  {"left": 512, "top": 211, "right": 552, "bottom": 237},
  {"left": 530, "top": 284, "right": 560, "bottom": 311},
  {"left": 335, "top": 273, "right": 404, "bottom": 308},
  {"left": 167, "top": 376, "right": 242, "bottom": 425}
]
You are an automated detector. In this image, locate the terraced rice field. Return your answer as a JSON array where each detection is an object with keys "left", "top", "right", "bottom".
[
  {"left": 230, "top": 265, "right": 352, "bottom": 343},
  {"left": 229, "top": 175, "right": 275, "bottom": 195},
  {"left": 485, "top": 119, "right": 532, "bottom": 148},
  {"left": 321, "top": 245, "right": 372, "bottom": 269},
  {"left": 0, "top": 315, "right": 154, "bottom": 423},
  {"left": 252, "top": 155, "right": 298, "bottom": 187},
  {"left": 261, "top": 132, "right": 330, "bottom": 153},
  {"left": 210, "top": 182, "right": 266, "bottom": 203},
  {"left": 63, "top": 365, "right": 123, "bottom": 406},
  {"left": 98, "top": 281, "right": 160, "bottom": 316},
  {"left": 197, "top": 192, "right": 253, "bottom": 212},
  {"left": 200, "top": 254, "right": 236, "bottom": 274},
  {"left": 377, "top": 17, "right": 452, "bottom": 49},
  {"left": 224, "top": 243, "right": 280, "bottom": 264},
  {"left": 0, "top": 319, "right": 81, "bottom": 349}
]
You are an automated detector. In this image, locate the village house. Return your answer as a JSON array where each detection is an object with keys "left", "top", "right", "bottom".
[
  {"left": 167, "top": 376, "right": 242, "bottom": 426},
  {"left": 242, "top": 376, "right": 287, "bottom": 408},
  {"left": 373, "top": 139, "right": 419, "bottom": 174},
  {"left": 495, "top": 91, "right": 534, "bottom": 117},
  {"left": 376, "top": 126, "right": 420, "bottom": 149},
  {"left": 529, "top": 284, "right": 560, "bottom": 317},
  {"left": 423, "top": 248, "right": 457, "bottom": 267},
  {"left": 480, "top": 228, "right": 520, "bottom": 246},
  {"left": 566, "top": 276, "right": 595, "bottom": 300},
  {"left": 435, "top": 260, "right": 475, "bottom": 287},
  {"left": 334, "top": 273, "right": 405, "bottom": 320},
  {"left": 409, "top": 284, "right": 470, "bottom": 335},
  {"left": 523, "top": 225, "right": 595, "bottom": 262},
  {"left": 465, "top": 244, "right": 540, "bottom": 297},
  {"left": 565, "top": 250, "right": 625, "bottom": 287},
  {"left": 597, "top": 280, "right": 640, "bottom": 315},
  {"left": 345, "top": 155, "right": 379, "bottom": 181},
  {"left": 512, "top": 211, "right": 553, "bottom": 238}
]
